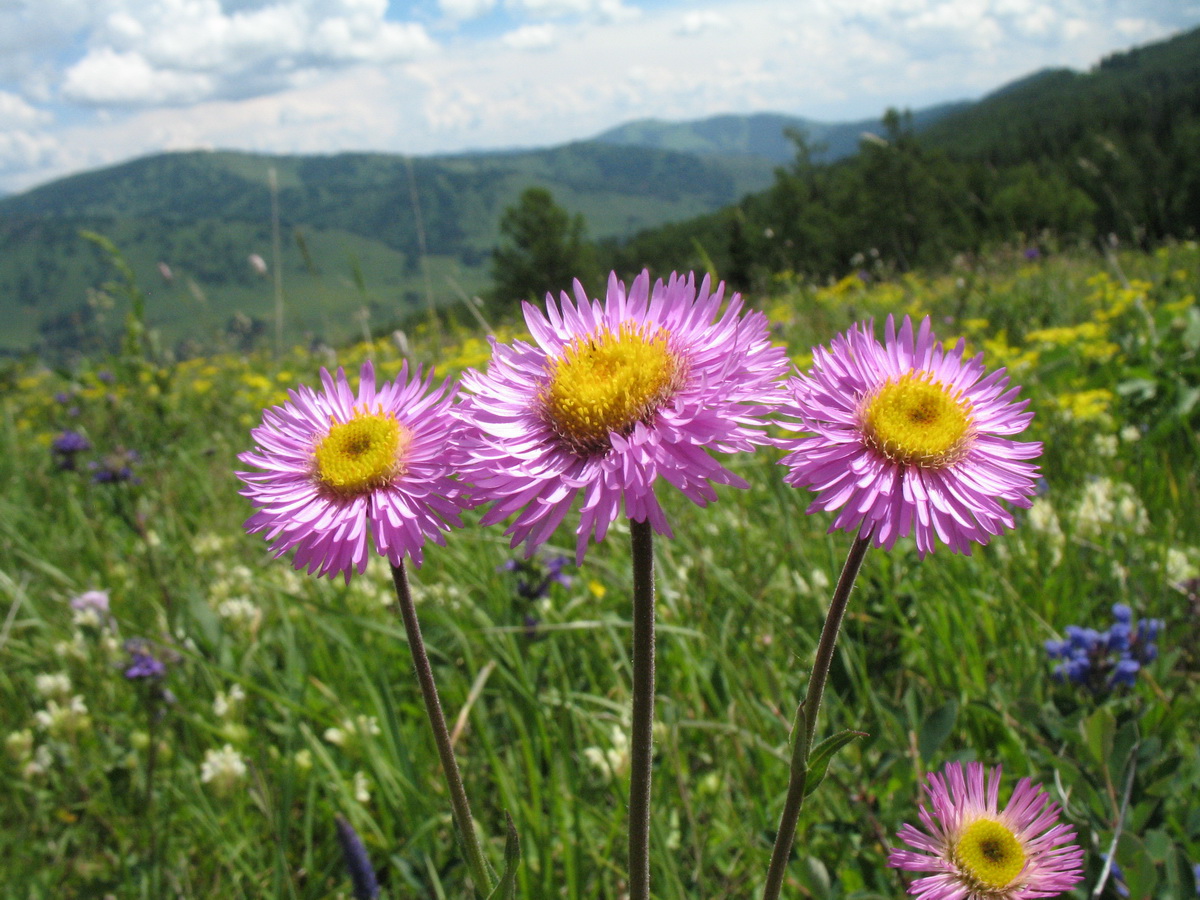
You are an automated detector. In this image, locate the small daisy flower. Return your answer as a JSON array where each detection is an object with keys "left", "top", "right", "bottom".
[
  {"left": 889, "top": 761, "right": 1084, "bottom": 899},
  {"left": 781, "top": 316, "right": 1041, "bottom": 556},
  {"left": 460, "top": 270, "right": 789, "bottom": 561},
  {"left": 237, "top": 361, "right": 468, "bottom": 581}
]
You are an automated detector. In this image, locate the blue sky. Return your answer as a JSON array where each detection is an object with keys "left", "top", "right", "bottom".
[{"left": 1, "top": 0, "right": 1198, "bottom": 193}]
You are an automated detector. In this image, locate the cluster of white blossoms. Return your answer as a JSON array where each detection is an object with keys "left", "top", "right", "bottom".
[
  {"left": 583, "top": 725, "right": 631, "bottom": 784},
  {"left": 324, "top": 715, "right": 382, "bottom": 751},
  {"left": 1073, "top": 478, "right": 1149, "bottom": 538},
  {"left": 35, "top": 672, "right": 73, "bottom": 700},
  {"left": 33, "top": 696, "right": 91, "bottom": 738},
  {"left": 212, "top": 684, "right": 246, "bottom": 719},
  {"left": 200, "top": 744, "right": 247, "bottom": 796}
]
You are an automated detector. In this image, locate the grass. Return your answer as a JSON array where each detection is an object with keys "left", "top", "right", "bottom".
[{"left": 1, "top": 241, "right": 1198, "bottom": 898}]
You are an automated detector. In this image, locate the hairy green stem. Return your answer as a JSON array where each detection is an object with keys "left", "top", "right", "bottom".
[
  {"left": 391, "top": 561, "right": 495, "bottom": 897},
  {"left": 762, "top": 530, "right": 872, "bottom": 900},
  {"left": 628, "top": 518, "right": 657, "bottom": 900}
]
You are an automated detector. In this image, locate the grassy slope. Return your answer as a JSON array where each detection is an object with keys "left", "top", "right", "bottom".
[{"left": 0, "top": 145, "right": 776, "bottom": 355}]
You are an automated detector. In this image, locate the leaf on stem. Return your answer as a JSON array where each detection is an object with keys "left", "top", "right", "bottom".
[
  {"left": 485, "top": 812, "right": 521, "bottom": 900},
  {"left": 803, "top": 729, "right": 867, "bottom": 798}
]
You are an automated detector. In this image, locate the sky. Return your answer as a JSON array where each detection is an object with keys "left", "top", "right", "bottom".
[{"left": 1, "top": 0, "right": 1199, "bottom": 195}]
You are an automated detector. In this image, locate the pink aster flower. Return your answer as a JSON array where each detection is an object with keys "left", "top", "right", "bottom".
[
  {"left": 889, "top": 761, "right": 1084, "bottom": 899},
  {"left": 237, "top": 361, "right": 468, "bottom": 581},
  {"left": 780, "top": 315, "right": 1041, "bottom": 556},
  {"left": 459, "top": 270, "right": 789, "bottom": 562}
]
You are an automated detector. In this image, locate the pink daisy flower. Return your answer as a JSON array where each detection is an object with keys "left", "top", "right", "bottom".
[
  {"left": 780, "top": 315, "right": 1041, "bottom": 556},
  {"left": 459, "top": 270, "right": 789, "bottom": 562},
  {"left": 889, "top": 761, "right": 1084, "bottom": 899},
  {"left": 237, "top": 361, "right": 468, "bottom": 581}
]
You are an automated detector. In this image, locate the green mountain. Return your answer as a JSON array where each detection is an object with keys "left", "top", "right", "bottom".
[
  {"left": 0, "top": 142, "right": 776, "bottom": 358},
  {"left": 592, "top": 104, "right": 969, "bottom": 165},
  {"left": 613, "top": 25, "right": 1200, "bottom": 287}
]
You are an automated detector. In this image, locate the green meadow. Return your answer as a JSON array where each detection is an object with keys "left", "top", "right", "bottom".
[{"left": 1, "top": 243, "right": 1198, "bottom": 898}]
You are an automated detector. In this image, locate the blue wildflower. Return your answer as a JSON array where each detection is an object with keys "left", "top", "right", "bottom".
[
  {"left": 1101, "top": 853, "right": 1130, "bottom": 898},
  {"left": 90, "top": 448, "right": 141, "bottom": 484},
  {"left": 123, "top": 640, "right": 167, "bottom": 680},
  {"left": 51, "top": 430, "right": 91, "bottom": 470},
  {"left": 334, "top": 815, "right": 379, "bottom": 900},
  {"left": 1046, "top": 602, "right": 1163, "bottom": 693}
]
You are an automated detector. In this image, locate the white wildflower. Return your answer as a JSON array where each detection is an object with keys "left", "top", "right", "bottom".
[
  {"left": 323, "top": 715, "right": 381, "bottom": 750},
  {"left": 213, "top": 684, "right": 246, "bottom": 719},
  {"left": 1167, "top": 547, "right": 1198, "bottom": 585},
  {"left": 5, "top": 729, "right": 34, "bottom": 761},
  {"left": 352, "top": 770, "right": 371, "bottom": 804},
  {"left": 192, "top": 532, "right": 227, "bottom": 556},
  {"left": 1093, "top": 433, "right": 1118, "bottom": 458},
  {"left": 217, "top": 598, "right": 262, "bottom": 634},
  {"left": 35, "top": 673, "right": 73, "bottom": 699},
  {"left": 582, "top": 725, "right": 630, "bottom": 783},
  {"left": 1073, "top": 478, "right": 1148, "bottom": 537},
  {"left": 34, "top": 695, "right": 90, "bottom": 737},
  {"left": 53, "top": 632, "right": 88, "bottom": 661},
  {"left": 23, "top": 744, "right": 53, "bottom": 779},
  {"left": 200, "top": 744, "right": 247, "bottom": 795}
]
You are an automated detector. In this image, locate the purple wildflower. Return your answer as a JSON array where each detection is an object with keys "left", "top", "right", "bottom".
[
  {"left": 780, "top": 315, "right": 1042, "bottom": 556},
  {"left": 888, "top": 761, "right": 1084, "bottom": 898}
]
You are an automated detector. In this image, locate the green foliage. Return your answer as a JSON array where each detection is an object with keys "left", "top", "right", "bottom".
[{"left": 489, "top": 187, "right": 601, "bottom": 313}]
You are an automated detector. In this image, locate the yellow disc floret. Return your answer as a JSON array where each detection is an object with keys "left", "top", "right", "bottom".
[
  {"left": 314, "top": 408, "right": 410, "bottom": 496},
  {"left": 954, "top": 818, "right": 1027, "bottom": 890},
  {"left": 541, "top": 322, "right": 683, "bottom": 455},
  {"left": 862, "top": 371, "right": 974, "bottom": 468}
]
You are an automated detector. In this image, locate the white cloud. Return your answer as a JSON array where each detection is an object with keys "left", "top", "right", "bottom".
[
  {"left": 63, "top": 49, "right": 215, "bottom": 106},
  {"left": 59, "top": 0, "right": 436, "bottom": 107},
  {"left": 501, "top": 23, "right": 558, "bottom": 50},
  {"left": 504, "top": 0, "right": 639, "bottom": 21},
  {"left": 438, "top": 0, "right": 497, "bottom": 19},
  {"left": 0, "top": 90, "right": 51, "bottom": 127},
  {"left": 677, "top": 11, "right": 732, "bottom": 35}
]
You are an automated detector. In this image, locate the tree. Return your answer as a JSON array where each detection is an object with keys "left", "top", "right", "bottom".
[{"left": 490, "top": 187, "right": 599, "bottom": 314}]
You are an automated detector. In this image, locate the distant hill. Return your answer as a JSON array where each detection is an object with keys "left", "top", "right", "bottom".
[
  {"left": 0, "top": 142, "right": 777, "bottom": 358},
  {"left": 592, "top": 104, "right": 969, "bottom": 166},
  {"left": 919, "top": 26, "right": 1200, "bottom": 164},
  {"left": 612, "top": 25, "right": 1200, "bottom": 286}
]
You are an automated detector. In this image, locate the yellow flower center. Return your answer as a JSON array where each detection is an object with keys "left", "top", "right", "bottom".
[
  {"left": 861, "top": 371, "right": 974, "bottom": 468},
  {"left": 954, "top": 818, "right": 1026, "bottom": 890},
  {"left": 540, "top": 322, "right": 683, "bottom": 455},
  {"left": 313, "top": 408, "right": 410, "bottom": 496}
]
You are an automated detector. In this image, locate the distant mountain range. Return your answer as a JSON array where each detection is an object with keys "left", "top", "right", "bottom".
[
  {"left": 591, "top": 103, "right": 969, "bottom": 166},
  {"left": 2, "top": 23, "right": 1197, "bottom": 361}
]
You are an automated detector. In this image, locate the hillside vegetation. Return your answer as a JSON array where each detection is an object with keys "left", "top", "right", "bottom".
[
  {"left": 613, "top": 26, "right": 1200, "bottom": 289},
  {"left": 0, "top": 145, "right": 775, "bottom": 359}
]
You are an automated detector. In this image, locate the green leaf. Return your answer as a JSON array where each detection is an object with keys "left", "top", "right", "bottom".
[
  {"left": 804, "top": 855, "right": 830, "bottom": 896},
  {"left": 918, "top": 699, "right": 958, "bottom": 762},
  {"left": 804, "top": 729, "right": 867, "bottom": 798},
  {"left": 1082, "top": 707, "right": 1116, "bottom": 767},
  {"left": 485, "top": 813, "right": 521, "bottom": 900},
  {"left": 1117, "top": 831, "right": 1157, "bottom": 899}
]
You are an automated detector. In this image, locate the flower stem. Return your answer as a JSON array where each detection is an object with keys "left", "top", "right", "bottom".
[
  {"left": 761, "top": 530, "right": 872, "bottom": 900},
  {"left": 628, "top": 518, "right": 657, "bottom": 900},
  {"left": 390, "top": 562, "right": 496, "bottom": 897}
]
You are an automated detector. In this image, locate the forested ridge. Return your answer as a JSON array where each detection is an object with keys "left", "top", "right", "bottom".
[{"left": 609, "top": 26, "right": 1200, "bottom": 288}]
